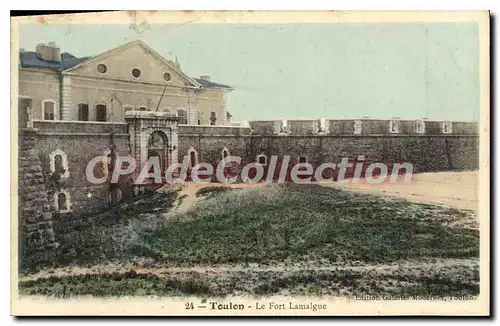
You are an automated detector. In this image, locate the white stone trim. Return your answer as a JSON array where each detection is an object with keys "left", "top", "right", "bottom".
[
  {"left": 61, "top": 75, "right": 72, "bottom": 121},
  {"left": 54, "top": 189, "right": 72, "bottom": 213},
  {"left": 314, "top": 118, "right": 329, "bottom": 135},
  {"left": 33, "top": 119, "right": 127, "bottom": 125},
  {"left": 131, "top": 67, "right": 142, "bottom": 80},
  {"left": 177, "top": 124, "right": 251, "bottom": 129},
  {"left": 123, "top": 104, "right": 134, "bottom": 116},
  {"left": 42, "top": 99, "right": 57, "bottom": 121},
  {"left": 416, "top": 120, "right": 426, "bottom": 134},
  {"left": 96, "top": 63, "right": 108, "bottom": 75},
  {"left": 221, "top": 94, "right": 227, "bottom": 125},
  {"left": 389, "top": 120, "right": 401, "bottom": 134},
  {"left": 221, "top": 147, "right": 230, "bottom": 161},
  {"left": 70, "top": 81, "right": 198, "bottom": 96},
  {"left": 354, "top": 120, "right": 362, "bottom": 134},
  {"left": 49, "top": 149, "right": 70, "bottom": 179},
  {"left": 442, "top": 121, "right": 453, "bottom": 134}
]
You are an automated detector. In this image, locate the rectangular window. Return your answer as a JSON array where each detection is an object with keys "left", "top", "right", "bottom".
[
  {"left": 78, "top": 103, "right": 89, "bottom": 121},
  {"left": 96, "top": 104, "right": 107, "bottom": 122},
  {"left": 19, "top": 98, "right": 32, "bottom": 127},
  {"left": 197, "top": 111, "right": 202, "bottom": 125},
  {"left": 43, "top": 101, "right": 55, "bottom": 120},
  {"left": 177, "top": 109, "right": 188, "bottom": 124},
  {"left": 210, "top": 111, "right": 217, "bottom": 126}
]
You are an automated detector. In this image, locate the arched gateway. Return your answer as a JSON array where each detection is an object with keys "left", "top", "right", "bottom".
[
  {"left": 147, "top": 131, "right": 168, "bottom": 172},
  {"left": 125, "top": 110, "right": 179, "bottom": 184}
]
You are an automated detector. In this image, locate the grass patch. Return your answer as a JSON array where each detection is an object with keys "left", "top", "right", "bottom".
[
  {"left": 50, "top": 189, "right": 180, "bottom": 269},
  {"left": 19, "top": 271, "right": 212, "bottom": 298},
  {"left": 22, "top": 184, "right": 479, "bottom": 298},
  {"left": 19, "top": 265, "right": 479, "bottom": 298},
  {"left": 131, "top": 184, "right": 479, "bottom": 265}
]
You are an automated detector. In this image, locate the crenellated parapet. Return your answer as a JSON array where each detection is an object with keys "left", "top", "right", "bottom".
[
  {"left": 178, "top": 124, "right": 252, "bottom": 136},
  {"left": 248, "top": 119, "right": 478, "bottom": 136}
]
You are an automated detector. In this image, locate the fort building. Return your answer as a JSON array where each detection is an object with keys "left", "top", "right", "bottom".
[
  {"left": 18, "top": 40, "right": 232, "bottom": 126},
  {"left": 16, "top": 40, "right": 479, "bottom": 268}
]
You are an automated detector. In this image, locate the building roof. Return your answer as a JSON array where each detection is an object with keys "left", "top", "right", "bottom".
[
  {"left": 194, "top": 78, "right": 232, "bottom": 90},
  {"left": 19, "top": 49, "right": 232, "bottom": 89},
  {"left": 20, "top": 51, "right": 91, "bottom": 70}
]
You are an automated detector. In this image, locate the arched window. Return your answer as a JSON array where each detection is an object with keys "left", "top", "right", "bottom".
[
  {"left": 138, "top": 105, "right": 148, "bottom": 111},
  {"left": 77, "top": 103, "right": 89, "bottom": 121},
  {"left": 188, "top": 147, "right": 198, "bottom": 168},
  {"left": 222, "top": 147, "right": 230, "bottom": 160},
  {"left": 50, "top": 149, "right": 70, "bottom": 179},
  {"left": 54, "top": 154, "right": 64, "bottom": 174},
  {"left": 178, "top": 109, "right": 188, "bottom": 124},
  {"left": 54, "top": 189, "right": 71, "bottom": 213},
  {"left": 209, "top": 111, "right": 217, "bottom": 125},
  {"left": 96, "top": 104, "right": 107, "bottom": 122},
  {"left": 42, "top": 99, "right": 56, "bottom": 120},
  {"left": 57, "top": 193, "right": 66, "bottom": 211}
]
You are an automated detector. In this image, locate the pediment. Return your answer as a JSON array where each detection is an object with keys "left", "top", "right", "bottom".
[{"left": 63, "top": 40, "right": 200, "bottom": 88}]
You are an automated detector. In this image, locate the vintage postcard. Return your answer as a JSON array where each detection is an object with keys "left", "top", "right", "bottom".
[{"left": 10, "top": 11, "right": 490, "bottom": 316}]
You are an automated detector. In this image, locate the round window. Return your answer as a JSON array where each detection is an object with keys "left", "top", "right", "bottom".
[
  {"left": 163, "top": 72, "right": 171, "bottom": 82},
  {"left": 97, "top": 64, "right": 107, "bottom": 74},
  {"left": 131, "top": 68, "right": 141, "bottom": 78}
]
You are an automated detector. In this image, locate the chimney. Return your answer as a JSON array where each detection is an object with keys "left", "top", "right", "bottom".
[
  {"left": 168, "top": 57, "right": 181, "bottom": 70},
  {"left": 36, "top": 42, "right": 61, "bottom": 62},
  {"left": 200, "top": 75, "right": 211, "bottom": 82}
]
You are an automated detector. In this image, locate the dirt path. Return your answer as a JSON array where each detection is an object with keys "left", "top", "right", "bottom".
[
  {"left": 327, "top": 171, "right": 479, "bottom": 212},
  {"left": 163, "top": 182, "right": 268, "bottom": 216}
]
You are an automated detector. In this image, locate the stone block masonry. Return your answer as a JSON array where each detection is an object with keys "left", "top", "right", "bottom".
[
  {"left": 32, "top": 120, "right": 132, "bottom": 216},
  {"left": 178, "top": 119, "right": 479, "bottom": 178},
  {"left": 18, "top": 128, "right": 58, "bottom": 270}
]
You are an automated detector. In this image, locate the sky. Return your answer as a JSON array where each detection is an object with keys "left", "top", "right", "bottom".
[{"left": 18, "top": 22, "right": 480, "bottom": 121}]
